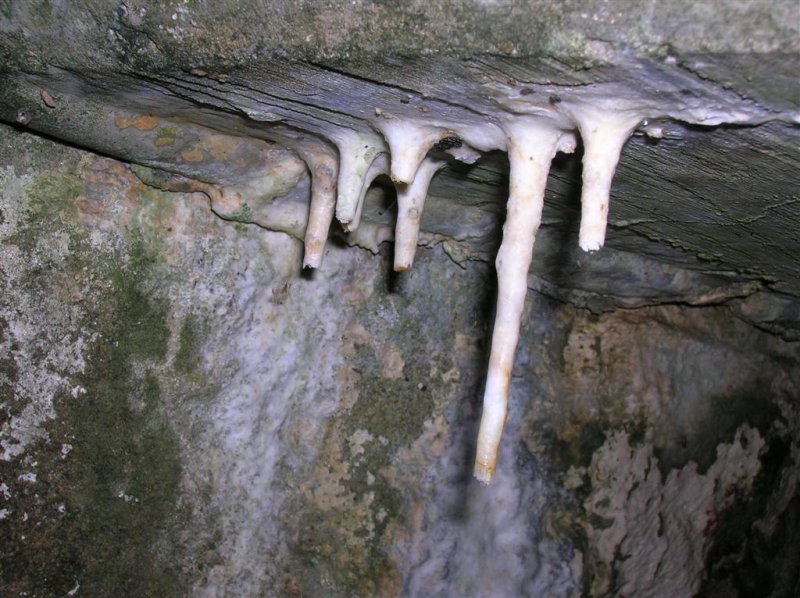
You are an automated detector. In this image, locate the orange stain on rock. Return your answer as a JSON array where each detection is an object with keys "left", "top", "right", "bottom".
[
  {"left": 114, "top": 114, "right": 160, "bottom": 131},
  {"left": 180, "top": 149, "right": 205, "bottom": 162},
  {"left": 199, "top": 134, "right": 240, "bottom": 161}
]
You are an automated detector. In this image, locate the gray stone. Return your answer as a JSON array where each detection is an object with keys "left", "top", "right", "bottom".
[{"left": 1, "top": 3, "right": 799, "bottom": 596}]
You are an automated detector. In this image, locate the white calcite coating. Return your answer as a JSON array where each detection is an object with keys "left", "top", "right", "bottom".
[
  {"left": 376, "top": 116, "right": 448, "bottom": 184},
  {"left": 584, "top": 427, "right": 765, "bottom": 596},
  {"left": 474, "top": 120, "right": 574, "bottom": 484},
  {"left": 393, "top": 157, "right": 446, "bottom": 271}
]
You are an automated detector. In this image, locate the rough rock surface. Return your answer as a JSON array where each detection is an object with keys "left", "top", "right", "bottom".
[
  {"left": 1, "top": 2, "right": 799, "bottom": 597},
  {"left": 2, "top": 125, "right": 799, "bottom": 596}
]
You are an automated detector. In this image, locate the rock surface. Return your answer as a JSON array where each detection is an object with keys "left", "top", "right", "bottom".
[
  {"left": 2, "top": 125, "right": 799, "bottom": 596},
  {"left": 1, "top": 2, "right": 799, "bottom": 596}
]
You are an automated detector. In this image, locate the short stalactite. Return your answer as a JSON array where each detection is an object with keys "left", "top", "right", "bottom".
[
  {"left": 566, "top": 107, "right": 644, "bottom": 252},
  {"left": 332, "top": 130, "right": 387, "bottom": 228},
  {"left": 393, "top": 157, "right": 446, "bottom": 271},
  {"left": 294, "top": 141, "right": 340, "bottom": 269},
  {"left": 346, "top": 153, "right": 390, "bottom": 233}
]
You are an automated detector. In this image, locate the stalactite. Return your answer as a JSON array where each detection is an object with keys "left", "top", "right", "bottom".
[
  {"left": 564, "top": 107, "right": 643, "bottom": 252},
  {"left": 393, "top": 157, "right": 446, "bottom": 271},
  {"left": 332, "top": 130, "right": 387, "bottom": 228},
  {"left": 346, "top": 153, "right": 390, "bottom": 233},
  {"left": 474, "top": 120, "right": 576, "bottom": 483}
]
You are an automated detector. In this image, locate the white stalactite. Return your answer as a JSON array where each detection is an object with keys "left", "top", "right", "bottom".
[
  {"left": 262, "top": 130, "right": 340, "bottom": 269},
  {"left": 570, "top": 109, "right": 642, "bottom": 252},
  {"left": 393, "top": 157, "right": 446, "bottom": 271},
  {"left": 375, "top": 117, "right": 446, "bottom": 185},
  {"left": 344, "top": 153, "right": 390, "bottom": 233},
  {"left": 300, "top": 150, "right": 339, "bottom": 269},
  {"left": 474, "top": 120, "right": 574, "bottom": 484},
  {"left": 333, "top": 131, "right": 386, "bottom": 227}
]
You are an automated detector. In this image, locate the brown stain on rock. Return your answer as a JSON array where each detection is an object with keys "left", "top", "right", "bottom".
[
  {"left": 114, "top": 115, "right": 160, "bottom": 131},
  {"left": 197, "top": 134, "right": 240, "bottom": 161},
  {"left": 179, "top": 149, "right": 205, "bottom": 163},
  {"left": 381, "top": 344, "right": 405, "bottom": 380}
]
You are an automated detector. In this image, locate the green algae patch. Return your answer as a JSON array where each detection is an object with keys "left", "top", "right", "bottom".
[
  {"left": 223, "top": 202, "right": 254, "bottom": 223},
  {"left": 4, "top": 155, "right": 85, "bottom": 254},
  {"left": 0, "top": 235, "right": 187, "bottom": 596},
  {"left": 26, "top": 168, "right": 83, "bottom": 219},
  {"left": 54, "top": 369, "right": 184, "bottom": 596},
  {"left": 0, "top": 145, "right": 189, "bottom": 595},
  {"left": 1, "top": 375, "right": 186, "bottom": 596},
  {"left": 175, "top": 315, "right": 202, "bottom": 375},
  {"left": 109, "top": 240, "right": 170, "bottom": 361}
]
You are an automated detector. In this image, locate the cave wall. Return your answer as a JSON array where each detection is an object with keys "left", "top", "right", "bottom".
[
  {"left": 2, "top": 123, "right": 799, "bottom": 596},
  {"left": 2, "top": 1, "right": 800, "bottom": 596}
]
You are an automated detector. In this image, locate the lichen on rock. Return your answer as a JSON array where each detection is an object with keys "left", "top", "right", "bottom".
[
  {"left": 1, "top": 4, "right": 799, "bottom": 592},
  {"left": 0, "top": 138, "right": 191, "bottom": 594},
  {"left": 2, "top": 112, "right": 800, "bottom": 595}
]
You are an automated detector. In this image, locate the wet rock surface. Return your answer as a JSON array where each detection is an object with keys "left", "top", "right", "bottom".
[
  {"left": 1, "top": 2, "right": 799, "bottom": 596},
  {"left": 1, "top": 126, "right": 798, "bottom": 596}
]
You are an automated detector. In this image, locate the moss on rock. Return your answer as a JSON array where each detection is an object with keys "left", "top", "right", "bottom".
[{"left": 0, "top": 130, "right": 193, "bottom": 595}]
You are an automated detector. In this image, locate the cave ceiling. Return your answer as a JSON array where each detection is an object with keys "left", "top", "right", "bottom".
[{"left": 1, "top": 1, "right": 798, "bottom": 338}]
